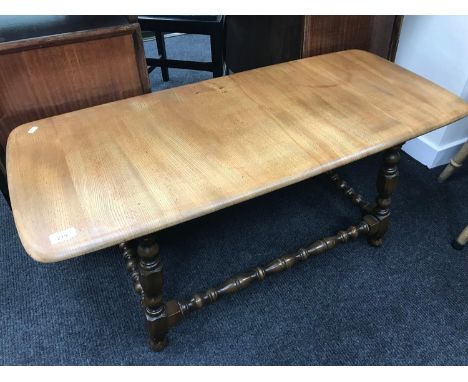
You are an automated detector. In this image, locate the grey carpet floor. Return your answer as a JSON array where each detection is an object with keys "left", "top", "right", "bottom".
[
  {"left": 0, "top": 34, "right": 467, "bottom": 365},
  {"left": 144, "top": 34, "right": 213, "bottom": 91}
]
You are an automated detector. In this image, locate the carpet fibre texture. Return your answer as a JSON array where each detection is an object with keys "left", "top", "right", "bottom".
[
  {"left": 145, "top": 34, "right": 212, "bottom": 91},
  {"left": 1, "top": 35, "right": 467, "bottom": 365}
]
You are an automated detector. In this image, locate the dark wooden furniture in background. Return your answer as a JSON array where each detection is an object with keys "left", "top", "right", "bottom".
[
  {"left": 138, "top": 16, "right": 225, "bottom": 79},
  {"left": 0, "top": 150, "right": 8, "bottom": 206},
  {"left": 0, "top": 15, "right": 150, "bottom": 205},
  {"left": 225, "top": 15, "right": 403, "bottom": 72}
]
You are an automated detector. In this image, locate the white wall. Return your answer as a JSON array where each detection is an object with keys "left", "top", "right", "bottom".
[{"left": 395, "top": 16, "right": 468, "bottom": 168}]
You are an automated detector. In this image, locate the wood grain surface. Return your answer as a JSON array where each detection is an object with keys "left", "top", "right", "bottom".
[
  {"left": 7, "top": 50, "right": 468, "bottom": 262},
  {"left": 0, "top": 22, "right": 150, "bottom": 155},
  {"left": 302, "top": 16, "right": 402, "bottom": 61}
]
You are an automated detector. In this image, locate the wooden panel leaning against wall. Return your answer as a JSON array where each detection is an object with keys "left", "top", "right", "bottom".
[
  {"left": 0, "top": 15, "right": 151, "bottom": 206},
  {"left": 225, "top": 15, "right": 403, "bottom": 73},
  {"left": 301, "top": 16, "right": 403, "bottom": 61}
]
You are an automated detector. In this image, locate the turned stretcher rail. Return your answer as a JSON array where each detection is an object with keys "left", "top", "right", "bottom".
[
  {"left": 327, "top": 171, "right": 373, "bottom": 213},
  {"left": 120, "top": 242, "right": 143, "bottom": 296},
  {"left": 174, "top": 221, "right": 369, "bottom": 314},
  {"left": 120, "top": 216, "right": 379, "bottom": 328},
  {"left": 163, "top": 216, "right": 378, "bottom": 327}
]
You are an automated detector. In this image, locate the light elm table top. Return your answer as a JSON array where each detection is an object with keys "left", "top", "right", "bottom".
[{"left": 7, "top": 50, "right": 468, "bottom": 262}]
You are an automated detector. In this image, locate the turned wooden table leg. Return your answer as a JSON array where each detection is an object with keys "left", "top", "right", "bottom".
[
  {"left": 137, "top": 235, "right": 169, "bottom": 351},
  {"left": 368, "top": 145, "right": 401, "bottom": 247}
]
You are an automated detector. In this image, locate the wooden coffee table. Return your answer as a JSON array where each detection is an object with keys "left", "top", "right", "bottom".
[{"left": 7, "top": 50, "right": 468, "bottom": 350}]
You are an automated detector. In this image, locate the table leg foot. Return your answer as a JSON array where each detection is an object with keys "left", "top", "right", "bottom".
[
  {"left": 146, "top": 305, "right": 169, "bottom": 351},
  {"left": 368, "top": 237, "right": 383, "bottom": 247},
  {"left": 150, "top": 337, "right": 168, "bottom": 352}
]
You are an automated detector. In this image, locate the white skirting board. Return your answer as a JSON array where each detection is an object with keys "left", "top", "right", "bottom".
[{"left": 403, "top": 136, "right": 468, "bottom": 169}]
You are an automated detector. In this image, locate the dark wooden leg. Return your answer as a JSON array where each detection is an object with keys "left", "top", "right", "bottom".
[
  {"left": 210, "top": 32, "right": 224, "bottom": 78},
  {"left": 368, "top": 146, "right": 401, "bottom": 247},
  {"left": 155, "top": 32, "right": 169, "bottom": 82},
  {"left": 137, "top": 235, "right": 168, "bottom": 351}
]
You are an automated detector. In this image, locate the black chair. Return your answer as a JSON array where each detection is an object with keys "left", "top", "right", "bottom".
[{"left": 138, "top": 16, "right": 225, "bottom": 80}]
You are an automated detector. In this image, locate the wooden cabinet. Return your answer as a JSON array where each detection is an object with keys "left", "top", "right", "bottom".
[
  {"left": 0, "top": 16, "right": 150, "bottom": 204},
  {"left": 301, "top": 16, "right": 402, "bottom": 60},
  {"left": 225, "top": 16, "right": 403, "bottom": 73}
]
